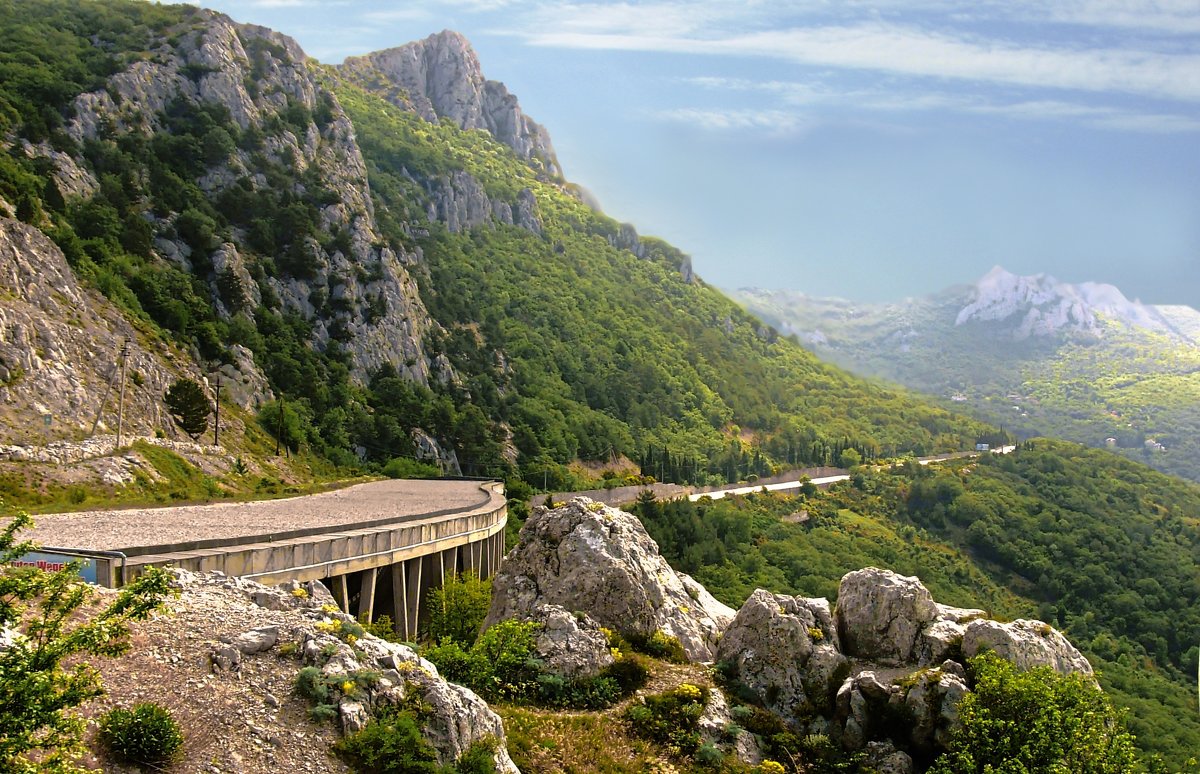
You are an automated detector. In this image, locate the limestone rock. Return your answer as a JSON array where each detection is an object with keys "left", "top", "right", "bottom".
[
  {"left": 527, "top": 604, "right": 614, "bottom": 679},
  {"left": 678, "top": 571, "right": 736, "bottom": 632},
  {"left": 341, "top": 30, "right": 561, "bottom": 177},
  {"left": 864, "top": 741, "right": 914, "bottom": 774},
  {"left": 229, "top": 626, "right": 279, "bottom": 655},
  {"left": 485, "top": 497, "right": 727, "bottom": 661},
  {"left": 836, "top": 567, "right": 939, "bottom": 663},
  {"left": 833, "top": 671, "right": 902, "bottom": 750},
  {"left": 716, "top": 589, "right": 848, "bottom": 724},
  {"left": 339, "top": 701, "right": 369, "bottom": 734},
  {"left": 916, "top": 619, "right": 966, "bottom": 667},
  {"left": 961, "top": 618, "right": 1094, "bottom": 676},
  {"left": 297, "top": 619, "right": 515, "bottom": 771},
  {"left": 698, "top": 688, "right": 763, "bottom": 766},
  {"left": 0, "top": 218, "right": 195, "bottom": 444},
  {"left": 903, "top": 668, "right": 968, "bottom": 753}
]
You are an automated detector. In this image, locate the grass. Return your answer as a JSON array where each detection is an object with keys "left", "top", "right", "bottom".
[{"left": 499, "top": 707, "right": 660, "bottom": 773}]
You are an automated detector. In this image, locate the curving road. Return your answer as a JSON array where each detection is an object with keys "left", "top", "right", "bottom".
[{"left": 26, "top": 478, "right": 491, "bottom": 553}]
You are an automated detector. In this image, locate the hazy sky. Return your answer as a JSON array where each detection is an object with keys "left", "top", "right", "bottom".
[{"left": 196, "top": 1, "right": 1199, "bottom": 304}]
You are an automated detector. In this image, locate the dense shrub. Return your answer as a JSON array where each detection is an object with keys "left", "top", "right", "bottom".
[
  {"left": 624, "top": 683, "right": 710, "bottom": 755},
  {"left": 333, "top": 708, "right": 441, "bottom": 774},
  {"left": 422, "top": 619, "right": 647, "bottom": 709},
  {"left": 1, "top": 511, "right": 172, "bottom": 773},
  {"left": 930, "top": 653, "right": 1139, "bottom": 774},
  {"left": 627, "top": 630, "right": 687, "bottom": 663},
  {"left": 382, "top": 457, "right": 442, "bottom": 480},
  {"left": 424, "top": 571, "right": 492, "bottom": 645},
  {"left": 97, "top": 702, "right": 184, "bottom": 767}
]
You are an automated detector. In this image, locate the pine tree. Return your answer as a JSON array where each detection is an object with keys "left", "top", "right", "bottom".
[{"left": 164, "top": 378, "right": 211, "bottom": 441}]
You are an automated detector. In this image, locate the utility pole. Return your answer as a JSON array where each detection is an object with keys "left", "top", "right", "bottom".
[
  {"left": 212, "top": 378, "right": 221, "bottom": 446},
  {"left": 275, "top": 397, "right": 283, "bottom": 456},
  {"left": 115, "top": 338, "right": 129, "bottom": 448}
]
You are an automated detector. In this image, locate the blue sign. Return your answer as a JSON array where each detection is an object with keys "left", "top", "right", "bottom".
[{"left": 6, "top": 551, "right": 97, "bottom": 584}]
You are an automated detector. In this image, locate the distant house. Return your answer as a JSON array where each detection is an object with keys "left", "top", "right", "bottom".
[
  {"left": 1144, "top": 439, "right": 1165, "bottom": 452},
  {"left": 975, "top": 443, "right": 990, "bottom": 452},
  {"left": 1105, "top": 437, "right": 1117, "bottom": 448}
]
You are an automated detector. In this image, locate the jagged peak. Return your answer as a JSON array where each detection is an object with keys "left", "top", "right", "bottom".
[
  {"left": 339, "top": 30, "right": 561, "bottom": 178},
  {"left": 957, "top": 265, "right": 1170, "bottom": 338}
]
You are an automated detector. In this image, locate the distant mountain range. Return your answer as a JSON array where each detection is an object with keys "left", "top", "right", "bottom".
[{"left": 731, "top": 268, "right": 1200, "bottom": 482}]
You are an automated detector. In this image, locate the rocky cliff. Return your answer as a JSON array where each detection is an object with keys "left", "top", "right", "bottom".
[
  {"left": 0, "top": 217, "right": 200, "bottom": 443},
  {"left": 16, "top": 7, "right": 436, "bottom": 387},
  {"left": 340, "top": 31, "right": 561, "bottom": 180},
  {"left": 954, "top": 265, "right": 1177, "bottom": 339}
]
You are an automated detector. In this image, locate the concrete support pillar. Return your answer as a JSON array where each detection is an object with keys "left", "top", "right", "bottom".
[
  {"left": 391, "top": 563, "right": 407, "bottom": 639},
  {"left": 462, "top": 538, "right": 480, "bottom": 576},
  {"left": 405, "top": 557, "right": 424, "bottom": 641},
  {"left": 358, "top": 567, "right": 378, "bottom": 621},
  {"left": 440, "top": 546, "right": 457, "bottom": 584},
  {"left": 333, "top": 574, "right": 350, "bottom": 614}
]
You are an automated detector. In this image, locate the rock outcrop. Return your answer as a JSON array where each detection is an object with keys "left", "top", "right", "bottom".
[
  {"left": 961, "top": 618, "right": 1095, "bottom": 676},
  {"left": 340, "top": 31, "right": 561, "bottom": 178},
  {"left": 57, "top": 9, "right": 436, "bottom": 384},
  {"left": 484, "top": 497, "right": 729, "bottom": 661},
  {"left": 836, "top": 568, "right": 939, "bottom": 663},
  {"left": 719, "top": 567, "right": 1092, "bottom": 761},
  {"left": 716, "top": 589, "right": 847, "bottom": 722},
  {"left": 525, "top": 603, "right": 614, "bottom": 679},
  {"left": 0, "top": 218, "right": 203, "bottom": 444},
  {"left": 171, "top": 570, "right": 519, "bottom": 772}
]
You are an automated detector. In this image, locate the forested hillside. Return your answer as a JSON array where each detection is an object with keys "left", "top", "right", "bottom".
[
  {"left": 0, "top": 0, "right": 996, "bottom": 492},
  {"left": 634, "top": 440, "right": 1200, "bottom": 769}
]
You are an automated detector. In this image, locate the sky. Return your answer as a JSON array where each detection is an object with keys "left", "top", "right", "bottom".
[{"left": 195, "top": 1, "right": 1200, "bottom": 305}]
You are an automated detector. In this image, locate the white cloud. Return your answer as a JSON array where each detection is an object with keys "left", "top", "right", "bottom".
[
  {"left": 653, "top": 107, "right": 809, "bottom": 134},
  {"left": 510, "top": 2, "right": 1200, "bottom": 104}
]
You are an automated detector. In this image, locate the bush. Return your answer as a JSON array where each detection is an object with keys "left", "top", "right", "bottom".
[
  {"left": 424, "top": 571, "right": 491, "bottom": 645},
  {"left": 628, "top": 630, "right": 688, "bottom": 663},
  {"left": 602, "top": 657, "right": 650, "bottom": 694},
  {"left": 930, "top": 652, "right": 1140, "bottom": 773},
  {"left": 453, "top": 738, "right": 500, "bottom": 774},
  {"left": 421, "top": 639, "right": 478, "bottom": 686},
  {"left": 333, "top": 707, "right": 441, "bottom": 774},
  {"left": 624, "top": 683, "right": 710, "bottom": 755},
  {"left": 1, "top": 511, "right": 171, "bottom": 772},
  {"left": 98, "top": 702, "right": 184, "bottom": 767},
  {"left": 382, "top": 457, "right": 442, "bottom": 479}
]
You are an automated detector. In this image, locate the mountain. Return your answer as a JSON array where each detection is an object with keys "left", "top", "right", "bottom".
[
  {"left": 731, "top": 268, "right": 1200, "bottom": 482},
  {"left": 0, "top": 0, "right": 997, "bottom": 494}
]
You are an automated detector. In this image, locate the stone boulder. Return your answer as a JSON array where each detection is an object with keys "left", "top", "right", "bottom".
[
  {"left": 834, "top": 670, "right": 902, "bottom": 750},
  {"left": 903, "top": 666, "right": 969, "bottom": 753},
  {"left": 962, "top": 619, "right": 1093, "bottom": 676},
  {"left": 836, "top": 568, "right": 939, "bottom": 663},
  {"left": 526, "top": 603, "right": 614, "bottom": 679},
  {"left": 716, "top": 589, "right": 848, "bottom": 724},
  {"left": 485, "top": 497, "right": 728, "bottom": 661},
  {"left": 301, "top": 627, "right": 518, "bottom": 772},
  {"left": 698, "top": 687, "right": 763, "bottom": 765}
]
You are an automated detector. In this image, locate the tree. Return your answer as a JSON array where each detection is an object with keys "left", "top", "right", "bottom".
[
  {"left": 930, "top": 652, "right": 1140, "bottom": 774},
  {"left": 164, "top": 378, "right": 211, "bottom": 441},
  {"left": 1, "top": 510, "right": 172, "bottom": 772}
]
